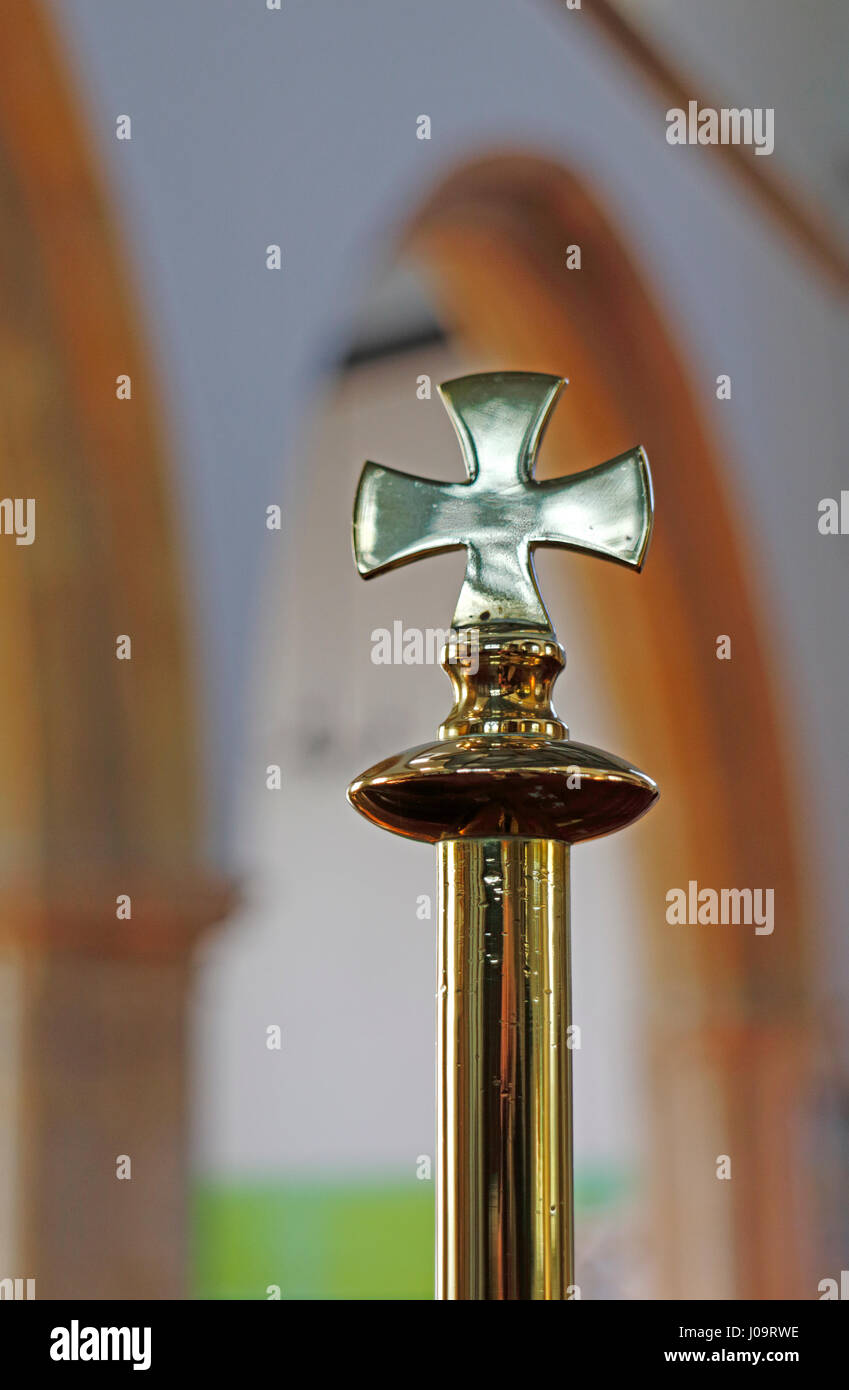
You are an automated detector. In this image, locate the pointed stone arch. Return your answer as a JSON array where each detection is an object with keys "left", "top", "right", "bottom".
[
  {"left": 403, "top": 152, "right": 812, "bottom": 1298},
  {"left": 0, "top": 2, "right": 230, "bottom": 1296}
]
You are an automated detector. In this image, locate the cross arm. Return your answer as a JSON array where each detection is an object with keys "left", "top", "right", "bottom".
[
  {"left": 353, "top": 461, "right": 465, "bottom": 576},
  {"left": 533, "top": 446, "right": 654, "bottom": 571}
]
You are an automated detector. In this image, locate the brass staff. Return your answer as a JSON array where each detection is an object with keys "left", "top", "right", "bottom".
[{"left": 348, "top": 371, "right": 658, "bottom": 1300}]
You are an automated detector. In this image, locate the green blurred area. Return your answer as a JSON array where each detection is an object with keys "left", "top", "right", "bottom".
[
  {"left": 194, "top": 1178, "right": 433, "bottom": 1300},
  {"left": 193, "top": 1168, "right": 628, "bottom": 1300}
]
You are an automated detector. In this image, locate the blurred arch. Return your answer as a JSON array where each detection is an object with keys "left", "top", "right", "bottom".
[
  {"left": 400, "top": 151, "right": 812, "bottom": 1297},
  {"left": 0, "top": 1, "right": 230, "bottom": 1297}
]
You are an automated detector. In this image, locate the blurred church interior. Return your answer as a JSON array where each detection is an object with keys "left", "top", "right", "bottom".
[{"left": 0, "top": 0, "right": 847, "bottom": 1299}]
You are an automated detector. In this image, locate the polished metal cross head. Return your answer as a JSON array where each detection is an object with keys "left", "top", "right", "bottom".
[{"left": 353, "top": 371, "right": 653, "bottom": 632}]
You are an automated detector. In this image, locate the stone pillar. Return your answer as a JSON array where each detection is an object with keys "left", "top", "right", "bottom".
[{"left": 0, "top": 879, "right": 232, "bottom": 1299}]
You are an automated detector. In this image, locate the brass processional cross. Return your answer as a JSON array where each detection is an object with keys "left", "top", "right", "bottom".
[{"left": 348, "top": 371, "right": 658, "bottom": 1300}]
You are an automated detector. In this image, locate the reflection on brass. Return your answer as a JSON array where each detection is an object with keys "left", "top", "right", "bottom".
[
  {"left": 438, "top": 838, "right": 572, "bottom": 1299},
  {"left": 348, "top": 372, "right": 658, "bottom": 1299},
  {"left": 348, "top": 733, "right": 656, "bottom": 845}
]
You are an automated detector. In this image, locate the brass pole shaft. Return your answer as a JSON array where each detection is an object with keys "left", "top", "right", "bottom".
[{"left": 437, "top": 838, "right": 574, "bottom": 1300}]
